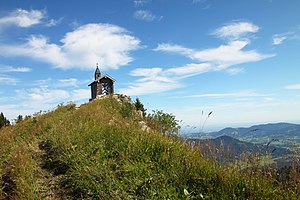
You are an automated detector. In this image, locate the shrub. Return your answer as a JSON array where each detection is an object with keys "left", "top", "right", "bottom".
[{"left": 147, "top": 110, "right": 180, "bottom": 135}]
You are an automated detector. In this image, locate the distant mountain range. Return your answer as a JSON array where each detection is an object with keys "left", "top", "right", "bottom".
[
  {"left": 181, "top": 123, "right": 300, "bottom": 167},
  {"left": 183, "top": 123, "right": 300, "bottom": 148}
]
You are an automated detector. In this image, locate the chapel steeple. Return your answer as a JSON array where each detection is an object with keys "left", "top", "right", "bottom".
[{"left": 94, "top": 64, "right": 101, "bottom": 80}]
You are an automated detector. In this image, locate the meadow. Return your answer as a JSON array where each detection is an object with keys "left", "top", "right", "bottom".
[{"left": 0, "top": 95, "right": 299, "bottom": 199}]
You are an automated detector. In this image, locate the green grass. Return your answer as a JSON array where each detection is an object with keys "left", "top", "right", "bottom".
[{"left": 0, "top": 95, "right": 299, "bottom": 199}]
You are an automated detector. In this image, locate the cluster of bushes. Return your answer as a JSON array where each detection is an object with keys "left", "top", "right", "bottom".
[{"left": 133, "top": 98, "right": 180, "bottom": 135}]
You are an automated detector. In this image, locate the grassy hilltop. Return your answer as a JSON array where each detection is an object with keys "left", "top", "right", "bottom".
[{"left": 0, "top": 95, "right": 299, "bottom": 199}]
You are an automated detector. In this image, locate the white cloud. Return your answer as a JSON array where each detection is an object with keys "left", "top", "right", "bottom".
[
  {"left": 165, "top": 63, "right": 212, "bottom": 76},
  {"left": 118, "top": 63, "right": 212, "bottom": 96},
  {"left": 226, "top": 67, "right": 245, "bottom": 75},
  {"left": 154, "top": 43, "right": 194, "bottom": 56},
  {"left": 118, "top": 80, "right": 181, "bottom": 96},
  {"left": 133, "top": 0, "right": 151, "bottom": 6},
  {"left": 272, "top": 28, "right": 300, "bottom": 45},
  {"left": 285, "top": 84, "right": 300, "bottom": 90},
  {"left": 15, "top": 86, "right": 89, "bottom": 108},
  {"left": 193, "top": 0, "right": 205, "bottom": 3},
  {"left": 0, "top": 65, "right": 32, "bottom": 72},
  {"left": 122, "top": 39, "right": 272, "bottom": 96},
  {"left": 272, "top": 36, "right": 287, "bottom": 45},
  {"left": 56, "top": 78, "right": 80, "bottom": 87},
  {"left": 0, "top": 75, "right": 18, "bottom": 84},
  {"left": 121, "top": 21, "right": 272, "bottom": 96},
  {"left": 16, "top": 87, "right": 70, "bottom": 109},
  {"left": 130, "top": 67, "right": 162, "bottom": 76},
  {"left": 29, "top": 77, "right": 89, "bottom": 89},
  {"left": 0, "top": 35, "right": 68, "bottom": 66},
  {"left": 72, "top": 89, "right": 90, "bottom": 100},
  {"left": 185, "top": 91, "right": 273, "bottom": 98},
  {"left": 30, "top": 78, "right": 52, "bottom": 87},
  {"left": 119, "top": 66, "right": 181, "bottom": 96},
  {"left": 192, "top": 40, "right": 272, "bottom": 67},
  {"left": 155, "top": 40, "right": 273, "bottom": 68},
  {"left": 212, "top": 21, "right": 259, "bottom": 40},
  {"left": 0, "top": 104, "right": 33, "bottom": 120},
  {"left": 155, "top": 22, "right": 271, "bottom": 68},
  {"left": 1, "top": 87, "right": 90, "bottom": 120},
  {"left": 45, "top": 18, "right": 63, "bottom": 27},
  {"left": 133, "top": 10, "right": 162, "bottom": 21},
  {"left": 0, "top": 23, "right": 141, "bottom": 70},
  {"left": 0, "top": 8, "right": 45, "bottom": 28},
  {"left": 264, "top": 97, "right": 276, "bottom": 101},
  {"left": 192, "top": 0, "right": 211, "bottom": 10}
]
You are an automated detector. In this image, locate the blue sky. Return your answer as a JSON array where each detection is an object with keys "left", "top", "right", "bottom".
[{"left": 0, "top": 0, "right": 299, "bottom": 131}]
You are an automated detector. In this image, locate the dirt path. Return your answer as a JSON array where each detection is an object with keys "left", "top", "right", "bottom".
[{"left": 33, "top": 140, "right": 72, "bottom": 200}]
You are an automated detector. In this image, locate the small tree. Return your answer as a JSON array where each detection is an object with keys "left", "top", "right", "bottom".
[
  {"left": 134, "top": 98, "right": 147, "bottom": 117},
  {"left": 0, "top": 112, "right": 10, "bottom": 128},
  {"left": 15, "top": 115, "right": 23, "bottom": 123}
]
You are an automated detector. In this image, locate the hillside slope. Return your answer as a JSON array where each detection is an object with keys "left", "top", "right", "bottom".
[{"left": 0, "top": 95, "right": 299, "bottom": 199}]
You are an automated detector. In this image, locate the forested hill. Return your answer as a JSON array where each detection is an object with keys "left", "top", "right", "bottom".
[{"left": 0, "top": 95, "right": 298, "bottom": 199}]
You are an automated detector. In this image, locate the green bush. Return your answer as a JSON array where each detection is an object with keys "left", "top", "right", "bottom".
[{"left": 147, "top": 110, "right": 180, "bottom": 135}]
